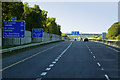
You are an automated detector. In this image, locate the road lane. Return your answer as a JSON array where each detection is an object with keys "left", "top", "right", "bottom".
[
  {"left": 2, "top": 41, "right": 64, "bottom": 70},
  {"left": 2, "top": 41, "right": 119, "bottom": 80},
  {"left": 84, "top": 41, "right": 119, "bottom": 78},
  {"left": 2, "top": 41, "right": 71, "bottom": 78},
  {"left": 43, "top": 41, "right": 105, "bottom": 78}
]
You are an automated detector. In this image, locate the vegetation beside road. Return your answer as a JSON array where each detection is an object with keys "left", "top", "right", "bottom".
[
  {"left": 2, "top": 2, "right": 61, "bottom": 35},
  {"left": 95, "top": 22, "right": 120, "bottom": 40},
  {"left": 107, "top": 22, "right": 120, "bottom": 40}
]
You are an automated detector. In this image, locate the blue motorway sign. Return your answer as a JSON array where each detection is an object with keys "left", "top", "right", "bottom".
[
  {"left": 32, "top": 29, "right": 43, "bottom": 38},
  {"left": 11, "top": 17, "right": 17, "bottom": 21},
  {"left": 3, "top": 21, "right": 25, "bottom": 38},
  {"left": 71, "top": 31, "right": 79, "bottom": 35}
]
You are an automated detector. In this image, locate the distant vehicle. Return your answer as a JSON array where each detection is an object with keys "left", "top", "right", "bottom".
[
  {"left": 84, "top": 38, "right": 89, "bottom": 42},
  {"left": 80, "top": 38, "right": 83, "bottom": 41},
  {"left": 74, "top": 39, "right": 77, "bottom": 41},
  {"left": 94, "top": 36, "right": 98, "bottom": 38}
]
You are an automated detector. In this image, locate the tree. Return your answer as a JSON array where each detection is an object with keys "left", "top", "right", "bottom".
[
  {"left": 2, "top": 2, "right": 62, "bottom": 35},
  {"left": 41, "top": 10, "right": 48, "bottom": 32},
  {"left": 2, "top": 2, "right": 24, "bottom": 21},
  {"left": 57, "top": 24, "right": 62, "bottom": 35},
  {"left": 97, "top": 35, "right": 102, "bottom": 40},
  {"left": 22, "top": 2, "right": 31, "bottom": 31},
  {"left": 23, "top": 3, "right": 43, "bottom": 31},
  {"left": 116, "top": 34, "right": 120, "bottom": 40},
  {"left": 0, "top": 2, "right": 2, "bottom": 27},
  {"left": 62, "top": 33, "right": 67, "bottom": 37},
  {"left": 62, "top": 33, "right": 68, "bottom": 40},
  {"left": 46, "top": 17, "right": 61, "bottom": 35}
]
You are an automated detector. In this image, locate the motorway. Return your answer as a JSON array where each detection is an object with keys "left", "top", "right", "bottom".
[{"left": 1, "top": 41, "right": 120, "bottom": 80}]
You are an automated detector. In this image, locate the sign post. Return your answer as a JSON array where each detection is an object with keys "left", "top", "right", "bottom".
[
  {"left": 3, "top": 17, "right": 25, "bottom": 45},
  {"left": 102, "top": 32, "right": 106, "bottom": 40},
  {"left": 3, "top": 21, "right": 25, "bottom": 38},
  {"left": 11, "top": 17, "right": 17, "bottom": 21},
  {"left": 71, "top": 31, "right": 79, "bottom": 35},
  {"left": 32, "top": 29, "right": 43, "bottom": 38}
]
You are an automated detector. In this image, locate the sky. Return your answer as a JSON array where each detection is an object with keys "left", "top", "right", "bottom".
[{"left": 22, "top": 1, "right": 118, "bottom": 34}]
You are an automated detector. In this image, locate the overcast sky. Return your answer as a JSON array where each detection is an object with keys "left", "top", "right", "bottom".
[{"left": 22, "top": 1, "right": 118, "bottom": 34}]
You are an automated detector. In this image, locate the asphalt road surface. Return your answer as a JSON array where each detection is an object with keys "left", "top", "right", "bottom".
[{"left": 1, "top": 41, "right": 120, "bottom": 80}]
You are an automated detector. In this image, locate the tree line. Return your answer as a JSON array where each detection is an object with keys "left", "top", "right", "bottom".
[{"left": 2, "top": 2, "right": 61, "bottom": 35}]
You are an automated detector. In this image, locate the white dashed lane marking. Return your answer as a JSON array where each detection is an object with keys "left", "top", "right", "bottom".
[
  {"left": 86, "top": 45, "right": 89, "bottom": 49},
  {"left": 49, "top": 64, "right": 54, "bottom": 67},
  {"left": 101, "top": 68, "right": 104, "bottom": 71},
  {"left": 97, "top": 62, "right": 101, "bottom": 67},
  {"left": 58, "top": 55, "right": 62, "bottom": 57},
  {"left": 36, "top": 78, "right": 42, "bottom": 80},
  {"left": 41, "top": 72, "right": 47, "bottom": 76},
  {"left": 85, "top": 44, "right": 110, "bottom": 80},
  {"left": 55, "top": 59, "right": 59, "bottom": 61},
  {"left": 57, "top": 56, "right": 60, "bottom": 59},
  {"left": 39, "top": 42, "right": 73, "bottom": 79},
  {"left": 52, "top": 61, "right": 56, "bottom": 64},
  {"left": 93, "top": 56, "right": 96, "bottom": 58},
  {"left": 89, "top": 49, "right": 91, "bottom": 51},
  {"left": 46, "top": 68, "right": 51, "bottom": 71},
  {"left": 105, "top": 74, "right": 110, "bottom": 80}
]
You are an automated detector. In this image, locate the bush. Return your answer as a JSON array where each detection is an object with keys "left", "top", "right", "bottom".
[
  {"left": 97, "top": 35, "right": 102, "bottom": 40},
  {"left": 116, "top": 35, "right": 120, "bottom": 40},
  {"left": 107, "top": 22, "right": 120, "bottom": 39}
]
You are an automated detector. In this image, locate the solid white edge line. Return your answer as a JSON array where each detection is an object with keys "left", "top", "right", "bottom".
[
  {"left": 57, "top": 42, "right": 73, "bottom": 57},
  {"left": 107, "top": 46, "right": 119, "bottom": 52},
  {"left": 56, "top": 42, "right": 73, "bottom": 60},
  {"left": 62, "top": 42, "right": 72, "bottom": 54},
  {"left": 105, "top": 74, "right": 110, "bottom": 80}
]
